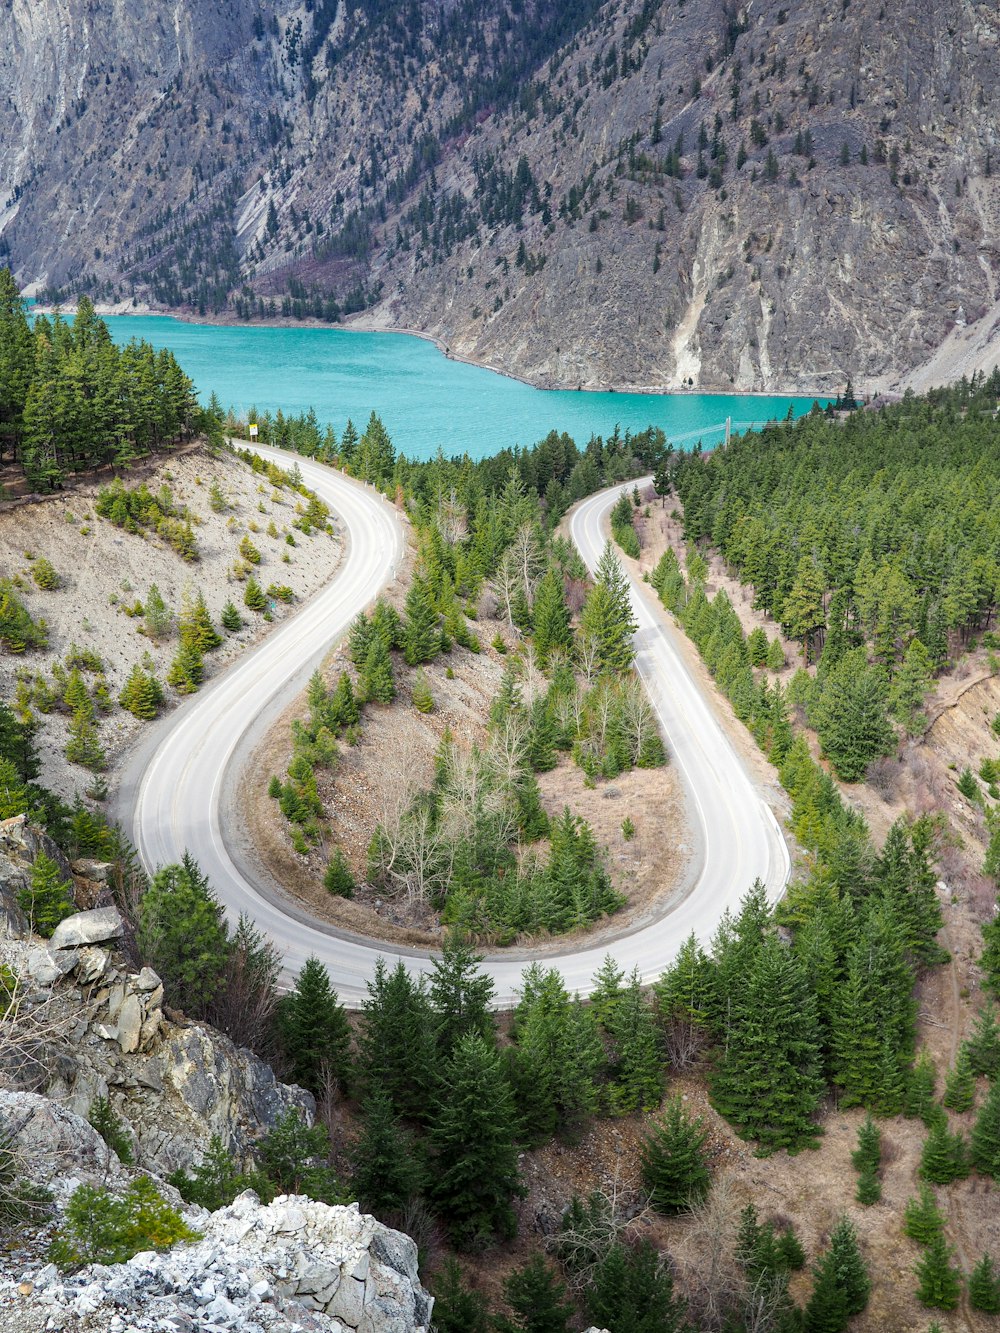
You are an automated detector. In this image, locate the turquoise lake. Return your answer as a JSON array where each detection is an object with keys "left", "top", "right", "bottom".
[{"left": 102, "top": 314, "right": 824, "bottom": 460}]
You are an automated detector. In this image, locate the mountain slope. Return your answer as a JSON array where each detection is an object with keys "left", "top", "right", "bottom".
[{"left": 3, "top": 0, "right": 999, "bottom": 392}]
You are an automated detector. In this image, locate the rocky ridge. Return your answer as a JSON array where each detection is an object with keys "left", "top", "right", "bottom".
[
  {"left": 0, "top": 819, "right": 433, "bottom": 1332},
  {"left": 0, "top": 816, "right": 309, "bottom": 1177},
  {"left": 2, "top": 0, "right": 999, "bottom": 392}
]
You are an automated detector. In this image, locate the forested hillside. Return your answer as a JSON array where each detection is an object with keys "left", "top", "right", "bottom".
[
  {"left": 3, "top": 0, "right": 1000, "bottom": 390},
  {"left": 0, "top": 271, "right": 206, "bottom": 490}
]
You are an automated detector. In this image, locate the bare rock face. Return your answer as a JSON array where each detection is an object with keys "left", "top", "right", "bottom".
[{"left": 0, "top": 830, "right": 311, "bottom": 1179}]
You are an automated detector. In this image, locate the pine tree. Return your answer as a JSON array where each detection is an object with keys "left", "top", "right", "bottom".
[
  {"left": 323, "top": 849, "right": 355, "bottom": 898},
  {"left": 180, "top": 591, "right": 222, "bottom": 652},
  {"left": 904, "top": 1050, "right": 938, "bottom": 1125},
  {"left": 781, "top": 555, "right": 827, "bottom": 662},
  {"left": 920, "top": 1114, "right": 970, "bottom": 1184},
  {"left": 243, "top": 576, "right": 267, "bottom": 611},
  {"left": 428, "top": 1259, "right": 491, "bottom": 1333},
  {"left": 942, "top": 1046, "right": 976, "bottom": 1113},
  {"left": 605, "top": 971, "right": 663, "bottom": 1115},
  {"left": 914, "top": 1231, "right": 962, "bottom": 1310},
  {"left": 350, "top": 1089, "right": 424, "bottom": 1216},
  {"left": 358, "top": 959, "right": 435, "bottom": 1121},
  {"left": 585, "top": 1240, "right": 686, "bottom": 1333},
  {"left": 137, "top": 855, "right": 231, "bottom": 1016},
  {"left": 360, "top": 633, "right": 395, "bottom": 703},
  {"left": 889, "top": 637, "right": 933, "bottom": 734},
  {"left": 221, "top": 600, "right": 244, "bottom": 631},
  {"left": 971, "top": 1076, "right": 1000, "bottom": 1179},
  {"left": 430, "top": 1033, "right": 523, "bottom": 1247},
  {"left": 532, "top": 568, "right": 572, "bottom": 670},
  {"left": 711, "top": 935, "right": 824, "bottom": 1153},
  {"left": 803, "top": 1216, "right": 870, "bottom": 1332},
  {"left": 65, "top": 711, "right": 106, "bottom": 770},
  {"left": 403, "top": 572, "right": 440, "bottom": 666},
  {"left": 902, "top": 1183, "right": 945, "bottom": 1243},
  {"left": 118, "top": 664, "right": 164, "bottom": 720},
  {"left": 641, "top": 1096, "right": 711, "bottom": 1213},
  {"left": 494, "top": 1255, "right": 574, "bottom": 1333},
  {"left": 88, "top": 1097, "right": 133, "bottom": 1164},
  {"left": 276, "top": 956, "right": 352, "bottom": 1096},
  {"left": 143, "top": 583, "right": 173, "bottom": 639},
  {"left": 18, "top": 850, "right": 75, "bottom": 937},
  {"left": 166, "top": 640, "right": 204, "bottom": 694},
  {"left": 969, "top": 1254, "right": 1000, "bottom": 1314},
  {"left": 328, "top": 671, "right": 360, "bottom": 728},
  {"left": 411, "top": 667, "right": 434, "bottom": 713},
  {"left": 512, "top": 965, "right": 603, "bottom": 1142},
  {"left": 579, "top": 542, "right": 638, "bottom": 674},
  {"left": 429, "top": 938, "right": 496, "bottom": 1060},
  {"left": 852, "top": 1115, "right": 882, "bottom": 1205},
  {"left": 815, "top": 648, "right": 894, "bottom": 781},
  {"left": 965, "top": 1005, "right": 1000, "bottom": 1078}
]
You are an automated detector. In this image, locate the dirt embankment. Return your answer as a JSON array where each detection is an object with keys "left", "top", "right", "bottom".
[{"left": 0, "top": 446, "right": 342, "bottom": 799}]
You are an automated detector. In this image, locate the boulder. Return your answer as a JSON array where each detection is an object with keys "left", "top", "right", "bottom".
[
  {"left": 49, "top": 907, "right": 124, "bottom": 950},
  {"left": 25, "top": 945, "right": 78, "bottom": 985}
]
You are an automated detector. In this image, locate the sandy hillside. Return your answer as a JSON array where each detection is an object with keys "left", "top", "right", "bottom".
[{"left": 0, "top": 445, "right": 341, "bottom": 799}]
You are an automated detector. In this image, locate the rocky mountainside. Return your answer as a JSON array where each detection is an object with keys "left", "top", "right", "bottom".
[{"left": 3, "top": 0, "right": 1000, "bottom": 392}]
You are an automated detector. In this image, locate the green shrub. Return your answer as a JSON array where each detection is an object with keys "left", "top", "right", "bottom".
[
  {"left": 324, "top": 849, "right": 355, "bottom": 898},
  {"left": 32, "top": 558, "right": 60, "bottom": 590},
  {"left": 265, "top": 583, "right": 295, "bottom": 604},
  {"left": 88, "top": 1097, "right": 133, "bottom": 1165},
  {"left": 49, "top": 1177, "right": 200, "bottom": 1271},
  {"left": 957, "top": 767, "right": 981, "bottom": 803}
]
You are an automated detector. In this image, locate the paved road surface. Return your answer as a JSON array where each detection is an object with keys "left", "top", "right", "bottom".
[{"left": 123, "top": 450, "right": 789, "bottom": 1006}]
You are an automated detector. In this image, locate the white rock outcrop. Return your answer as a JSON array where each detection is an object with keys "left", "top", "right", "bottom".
[{"left": 5, "top": 1192, "right": 433, "bottom": 1333}]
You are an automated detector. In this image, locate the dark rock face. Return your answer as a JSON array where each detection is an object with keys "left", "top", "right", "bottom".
[{"left": 2, "top": 0, "right": 999, "bottom": 391}]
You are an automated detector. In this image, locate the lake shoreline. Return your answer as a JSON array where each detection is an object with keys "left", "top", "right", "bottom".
[{"left": 36, "top": 300, "right": 832, "bottom": 403}]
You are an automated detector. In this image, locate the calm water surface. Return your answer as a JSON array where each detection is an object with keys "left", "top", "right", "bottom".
[{"left": 102, "top": 315, "right": 824, "bottom": 460}]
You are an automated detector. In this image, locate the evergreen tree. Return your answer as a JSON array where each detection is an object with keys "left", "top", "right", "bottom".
[
  {"left": 920, "top": 1114, "right": 970, "bottom": 1184},
  {"left": 411, "top": 667, "right": 434, "bottom": 713},
  {"left": 180, "top": 591, "right": 222, "bottom": 652},
  {"left": 814, "top": 648, "right": 895, "bottom": 781},
  {"left": 803, "top": 1216, "right": 870, "bottom": 1332},
  {"left": 914, "top": 1231, "right": 962, "bottom": 1310},
  {"left": 166, "top": 640, "right": 204, "bottom": 693},
  {"left": 19, "top": 851, "right": 75, "bottom": 937},
  {"left": 605, "top": 971, "right": 663, "bottom": 1115},
  {"left": 711, "top": 935, "right": 824, "bottom": 1152},
  {"left": 276, "top": 956, "right": 352, "bottom": 1095},
  {"left": 323, "top": 849, "right": 355, "bottom": 898},
  {"left": 350, "top": 1089, "right": 424, "bottom": 1216},
  {"left": 143, "top": 583, "right": 173, "bottom": 640},
  {"left": 902, "top": 1184, "right": 944, "bottom": 1243},
  {"left": 904, "top": 1050, "right": 938, "bottom": 1125},
  {"left": 579, "top": 542, "right": 637, "bottom": 674},
  {"left": 137, "top": 854, "right": 231, "bottom": 1016},
  {"left": 965, "top": 1004, "right": 1000, "bottom": 1078},
  {"left": 532, "top": 568, "right": 572, "bottom": 670},
  {"left": 512, "top": 965, "right": 603, "bottom": 1142},
  {"left": 430, "top": 1033, "right": 523, "bottom": 1247},
  {"left": 494, "top": 1255, "right": 574, "bottom": 1333},
  {"left": 428, "top": 937, "right": 496, "bottom": 1060},
  {"left": 358, "top": 959, "right": 435, "bottom": 1120},
  {"left": 403, "top": 572, "right": 440, "bottom": 666},
  {"left": 428, "top": 1259, "right": 491, "bottom": 1333},
  {"left": 640, "top": 1096, "right": 711, "bottom": 1213},
  {"left": 941, "top": 1047, "right": 976, "bottom": 1113},
  {"left": 360, "top": 633, "right": 395, "bottom": 703},
  {"left": 851, "top": 1115, "right": 882, "bottom": 1205},
  {"left": 118, "top": 664, "right": 164, "bottom": 720},
  {"left": 781, "top": 555, "right": 827, "bottom": 662},
  {"left": 221, "top": 600, "right": 244, "bottom": 631},
  {"left": 969, "top": 1254, "right": 1000, "bottom": 1314},
  {"left": 243, "top": 576, "right": 267, "bottom": 611},
  {"left": 971, "top": 1077, "right": 1000, "bottom": 1179},
  {"left": 585, "top": 1240, "right": 686, "bottom": 1333},
  {"left": 889, "top": 637, "right": 933, "bottom": 734}
]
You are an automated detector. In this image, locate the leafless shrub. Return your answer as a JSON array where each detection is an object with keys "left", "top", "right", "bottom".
[
  {"left": 866, "top": 755, "right": 900, "bottom": 801},
  {"left": 0, "top": 968, "right": 75, "bottom": 1092},
  {"left": 674, "top": 1172, "right": 743, "bottom": 1331},
  {"left": 565, "top": 576, "right": 588, "bottom": 616},
  {"left": 662, "top": 1014, "right": 708, "bottom": 1072},
  {"left": 880, "top": 1133, "right": 899, "bottom": 1168},
  {"left": 548, "top": 1169, "right": 653, "bottom": 1292},
  {"left": 969, "top": 875, "right": 998, "bottom": 924}
]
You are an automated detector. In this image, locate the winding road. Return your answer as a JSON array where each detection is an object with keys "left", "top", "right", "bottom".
[{"left": 120, "top": 447, "right": 789, "bottom": 1007}]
